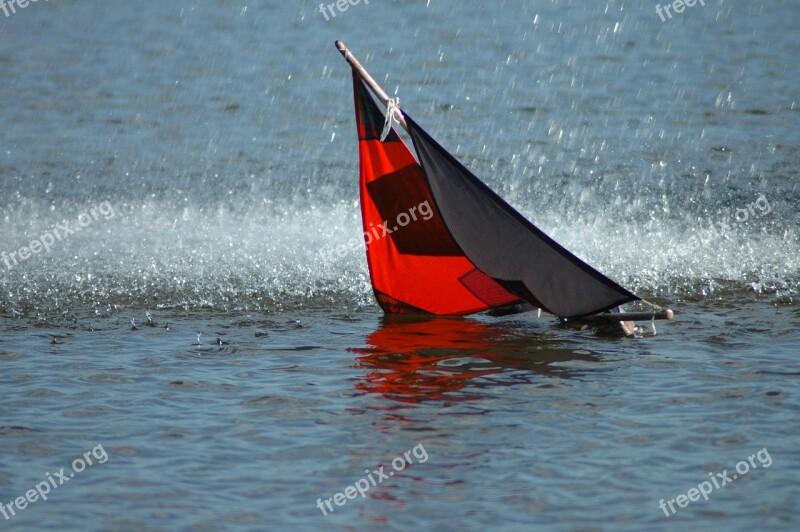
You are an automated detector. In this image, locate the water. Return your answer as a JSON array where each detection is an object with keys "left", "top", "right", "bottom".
[{"left": 1, "top": 1, "right": 798, "bottom": 530}]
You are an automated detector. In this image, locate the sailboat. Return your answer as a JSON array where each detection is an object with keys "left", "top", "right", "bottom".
[{"left": 335, "top": 41, "right": 673, "bottom": 336}]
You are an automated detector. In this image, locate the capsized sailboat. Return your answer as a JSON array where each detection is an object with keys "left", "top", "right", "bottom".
[{"left": 335, "top": 41, "right": 673, "bottom": 335}]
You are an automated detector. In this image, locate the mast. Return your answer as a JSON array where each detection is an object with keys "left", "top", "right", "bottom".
[{"left": 335, "top": 40, "right": 408, "bottom": 131}]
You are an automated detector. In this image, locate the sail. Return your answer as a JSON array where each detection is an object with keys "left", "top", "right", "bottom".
[
  {"left": 405, "top": 115, "right": 640, "bottom": 318},
  {"left": 352, "top": 73, "right": 520, "bottom": 315}
]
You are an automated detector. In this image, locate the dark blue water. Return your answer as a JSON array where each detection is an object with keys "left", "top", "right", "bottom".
[{"left": 1, "top": 1, "right": 798, "bottom": 530}]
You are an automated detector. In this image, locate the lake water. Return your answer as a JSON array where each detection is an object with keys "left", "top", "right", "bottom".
[{"left": 1, "top": 1, "right": 798, "bottom": 530}]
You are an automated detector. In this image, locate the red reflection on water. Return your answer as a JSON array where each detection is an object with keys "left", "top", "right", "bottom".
[{"left": 350, "top": 316, "right": 539, "bottom": 403}]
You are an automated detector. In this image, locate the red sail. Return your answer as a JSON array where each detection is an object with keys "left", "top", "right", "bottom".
[{"left": 352, "top": 73, "right": 520, "bottom": 315}]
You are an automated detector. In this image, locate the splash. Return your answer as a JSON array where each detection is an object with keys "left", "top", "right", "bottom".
[{"left": 0, "top": 183, "right": 796, "bottom": 316}]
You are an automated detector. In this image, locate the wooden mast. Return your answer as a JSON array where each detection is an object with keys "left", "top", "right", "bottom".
[{"left": 335, "top": 40, "right": 408, "bottom": 131}]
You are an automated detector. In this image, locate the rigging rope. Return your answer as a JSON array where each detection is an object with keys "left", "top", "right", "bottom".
[
  {"left": 380, "top": 98, "right": 400, "bottom": 142},
  {"left": 640, "top": 298, "right": 663, "bottom": 311},
  {"left": 639, "top": 298, "right": 662, "bottom": 335}
]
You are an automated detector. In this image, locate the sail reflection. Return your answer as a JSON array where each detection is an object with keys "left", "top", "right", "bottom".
[{"left": 351, "top": 315, "right": 602, "bottom": 403}]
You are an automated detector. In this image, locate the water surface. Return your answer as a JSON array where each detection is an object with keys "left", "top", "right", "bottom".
[{"left": 1, "top": 1, "right": 798, "bottom": 530}]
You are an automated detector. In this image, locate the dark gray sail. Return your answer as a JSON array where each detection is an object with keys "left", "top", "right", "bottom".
[{"left": 405, "top": 114, "right": 639, "bottom": 318}]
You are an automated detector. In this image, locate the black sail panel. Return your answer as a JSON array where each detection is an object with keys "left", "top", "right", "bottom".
[{"left": 405, "top": 115, "right": 639, "bottom": 318}]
